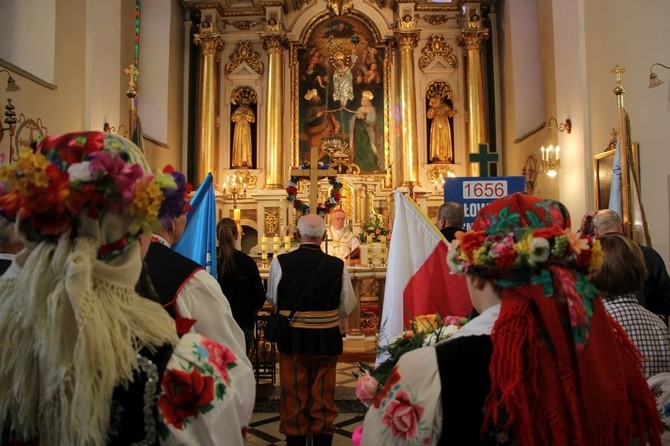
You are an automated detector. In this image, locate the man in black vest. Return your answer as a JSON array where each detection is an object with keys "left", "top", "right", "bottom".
[
  {"left": 267, "top": 213, "right": 357, "bottom": 446},
  {"left": 144, "top": 214, "right": 249, "bottom": 364}
]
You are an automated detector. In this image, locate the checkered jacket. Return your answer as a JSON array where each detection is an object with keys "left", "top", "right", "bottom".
[{"left": 603, "top": 293, "right": 670, "bottom": 378}]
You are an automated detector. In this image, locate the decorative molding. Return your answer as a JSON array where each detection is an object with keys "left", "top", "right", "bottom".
[
  {"left": 425, "top": 80, "right": 454, "bottom": 102},
  {"left": 264, "top": 208, "right": 280, "bottom": 235},
  {"left": 224, "top": 19, "right": 264, "bottom": 30},
  {"left": 419, "top": 34, "right": 458, "bottom": 71},
  {"left": 231, "top": 86, "right": 258, "bottom": 106},
  {"left": 225, "top": 41, "right": 264, "bottom": 75},
  {"left": 421, "top": 14, "right": 451, "bottom": 26}
]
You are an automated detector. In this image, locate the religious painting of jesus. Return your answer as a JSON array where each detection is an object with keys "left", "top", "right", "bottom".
[{"left": 291, "top": 15, "right": 388, "bottom": 175}]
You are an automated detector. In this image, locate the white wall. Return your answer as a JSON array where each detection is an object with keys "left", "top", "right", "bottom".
[
  {"left": 85, "top": 0, "right": 121, "bottom": 130},
  {"left": 0, "top": 0, "right": 56, "bottom": 83},
  {"left": 579, "top": 0, "right": 670, "bottom": 263}
]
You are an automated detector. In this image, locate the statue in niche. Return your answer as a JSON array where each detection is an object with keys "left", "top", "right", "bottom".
[
  {"left": 427, "top": 94, "right": 456, "bottom": 163},
  {"left": 231, "top": 96, "right": 255, "bottom": 168}
]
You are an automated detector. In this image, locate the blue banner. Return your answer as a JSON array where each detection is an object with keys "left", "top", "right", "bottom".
[
  {"left": 444, "top": 176, "right": 526, "bottom": 230},
  {"left": 173, "top": 173, "right": 218, "bottom": 278}
]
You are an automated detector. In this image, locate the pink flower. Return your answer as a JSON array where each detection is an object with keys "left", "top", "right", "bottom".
[
  {"left": 352, "top": 426, "right": 363, "bottom": 446},
  {"left": 381, "top": 389, "right": 425, "bottom": 441},
  {"left": 355, "top": 371, "right": 379, "bottom": 407},
  {"left": 201, "top": 338, "right": 237, "bottom": 384},
  {"left": 442, "top": 315, "right": 462, "bottom": 326}
]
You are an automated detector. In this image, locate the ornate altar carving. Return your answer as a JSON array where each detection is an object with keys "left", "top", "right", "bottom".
[
  {"left": 225, "top": 41, "right": 264, "bottom": 75},
  {"left": 419, "top": 34, "right": 458, "bottom": 71}
]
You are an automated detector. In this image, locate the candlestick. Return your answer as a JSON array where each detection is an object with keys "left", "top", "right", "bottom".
[
  {"left": 380, "top": 235, "right": 387, "bottom": 261},
  {"left": 273, "top": 236, "right": 280, "bottom": 254},
  {"left": 284, "top": 235, "right": 292, "bottom": 252},
  {"left": 261, "top": 234, "right": 267, "bottom": 260}
]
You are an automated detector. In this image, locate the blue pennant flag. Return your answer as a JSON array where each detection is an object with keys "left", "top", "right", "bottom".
[
  {"left": 173, "top": 173, "right": 218, "bottom": 278},
  {"left": 608, "top": 138, "right": 622, "bottom": 217}
]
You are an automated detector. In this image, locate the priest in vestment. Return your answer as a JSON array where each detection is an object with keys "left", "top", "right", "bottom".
[{"left": 323, "top": 208, "right": 360, "bottom": 263}]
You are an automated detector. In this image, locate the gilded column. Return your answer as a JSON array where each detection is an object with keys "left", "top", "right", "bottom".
[
  {"left": 193, "top": 32, "right": 223, "bottom": 185},
  {"left": 394, "top": 29, "right": 421, "bottom": 187},
  {"left": 460, "top": 20, "right": 490, "bottom": 177},
  {"left": 261, "top": 34, "right": 287, "bottom": 189}
]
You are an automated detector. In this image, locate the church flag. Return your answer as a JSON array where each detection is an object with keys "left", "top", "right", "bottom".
[
  {"left": 173, "top": 172, "right": 218, "bottom": 278},
  {"left": 377, "top": 190, "right": 471, "bottom": 364},
  {"left": 608, "top": 137, "right": 622, "bottom": 217}
]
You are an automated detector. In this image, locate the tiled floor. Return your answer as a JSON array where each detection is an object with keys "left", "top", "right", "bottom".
[{"left": 246, "top": 362, "right": 368, "bottom": 446}]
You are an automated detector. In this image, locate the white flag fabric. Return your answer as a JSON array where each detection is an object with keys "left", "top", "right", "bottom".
[
  {"left": 608, "top": 138, "right": 622, "bottom": 216},
  {"left": 377, "top": 191, "right": 471, "bottom": 364}
]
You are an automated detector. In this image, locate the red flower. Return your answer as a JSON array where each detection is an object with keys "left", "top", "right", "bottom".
[
  {"left": 201, "top": 338, "right": 237, "bottom": 384},
  {"left": 158, "top": 368, "right": 215, "bottom": 430},
  {"left": 494, "top": 250, "right": 517, "bottom": 269},
  {"left": 460, "top": 231, "right": 486, "bottom": 255},
  {"left": 532, "top": 226, "right": 564, "bottom": 239},
  {"left": 381, "top": 389, "right": 425, "bottom": 441},
  {"left": 334, "top": 192, "right": 341, "bottom": 201},
  {"left": 286, "top": 186, "right": 298, "bottom": 195},
  {"left": 38, "top": 132, "right": 105, "bottom": 165}
]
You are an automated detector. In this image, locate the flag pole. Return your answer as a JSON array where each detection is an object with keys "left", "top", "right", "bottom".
[{"left": 611, "top": 64, "right": 631, "bottom": 237}]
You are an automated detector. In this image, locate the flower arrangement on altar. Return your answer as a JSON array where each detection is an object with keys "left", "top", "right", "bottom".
[
  {"left": 353, "top": 314, "right": 468, "bottom": 408},
  {"left": 361, "top": 212, "right": 390, "bottom": 243},
  {"left": 285, "top": 163, "right": 342, "bottom": 216}
]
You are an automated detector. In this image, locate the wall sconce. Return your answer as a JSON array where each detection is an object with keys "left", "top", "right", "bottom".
[
  {"left": 649, "top": 63, "right": 670, "bottom": 88},
  {"left": 0, "top": 69, "right": 21, "bottom": 164},
  {"left": 539, "top": 117, "right": 571, "bottom": 178}
]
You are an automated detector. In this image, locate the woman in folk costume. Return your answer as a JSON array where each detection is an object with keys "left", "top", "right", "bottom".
[
  {"left": 360, "top": 193, "right": 662, "bottom": 445},
  {"left": 0, "top": 132, "right": 255, "bottom": 445}
]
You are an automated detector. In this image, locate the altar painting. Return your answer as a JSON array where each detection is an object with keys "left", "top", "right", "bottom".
[{"left": 292, "top": 15, "right": 387, "bottom": 175}]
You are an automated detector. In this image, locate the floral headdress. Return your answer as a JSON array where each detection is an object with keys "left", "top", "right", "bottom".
[
  {"left": 448, "top": 196, "right": 603, "bottom": 289},
  {"left": 0, "top": 131, "right": 190, "bottom": 257},
  {"left": 446, "top": 193, "right": 661, "bottom": 445}
]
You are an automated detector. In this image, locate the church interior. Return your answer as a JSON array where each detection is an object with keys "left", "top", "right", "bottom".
[
  {"left": 2, "top": 0, "right": 670, "bottom": 260},
  {"left": 1, "top": 0, "right": 670, "bottom": 443}
]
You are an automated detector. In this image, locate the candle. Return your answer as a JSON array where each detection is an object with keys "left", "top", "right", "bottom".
[
  {"left": 380, "top": 235, "right": 387, "bottom": 260},
  {"left": 540, "top": 146, "right": 545, "bottom": 161},
  {"left": 233, "top": 208, "right": 241, "bottom": 223},
  {"left": 555, "top": 146, "right": 560, "bottom": 160},
  {"left": 367, "top": 234, "right": 373, "bottom": 246},
  {"left": 273, "top": 236, "right": 280, "bottom": 254},
  {"left": 284, "top": 235, "right": 292, "bottom": 252},
  {"left": 261, "top": 234, "right": 267, "bottom": 260}
]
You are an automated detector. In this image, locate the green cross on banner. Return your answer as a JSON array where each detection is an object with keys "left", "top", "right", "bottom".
[{"left": 469, "top": 143, "right": 499, "bottom": 177}]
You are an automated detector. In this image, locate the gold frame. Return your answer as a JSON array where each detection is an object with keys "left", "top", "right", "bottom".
[
  {"left": 289, "top": 12, "right": 392, "bottom": 185},
  {"left": 593, "top": 142, "right": 639, "bottom": 211}
]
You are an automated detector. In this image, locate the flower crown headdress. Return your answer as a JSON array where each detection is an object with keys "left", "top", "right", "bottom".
[
  {"left": 0, "top": 131, "right": 191, "bottom": 257},
  {"left": 448, "top": 194, "right": 604, "bottom": 289}
]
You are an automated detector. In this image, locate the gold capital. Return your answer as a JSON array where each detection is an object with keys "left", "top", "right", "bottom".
[
  {"left": 261, "top": 34, "right": 287, "bottom": 54},
  {"left": 459, "top": 28, "right": 490, "bottom": 51},
  {"left": 394, "top": 31, "right": 420, "bottom": 50},
  {"left": 194, "top": 33, "right": 224, "bottom": 56}
]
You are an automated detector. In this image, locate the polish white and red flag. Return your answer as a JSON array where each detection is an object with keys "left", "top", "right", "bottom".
[{"left": 377, "top": 190, "right": 472, "bottom": 363}]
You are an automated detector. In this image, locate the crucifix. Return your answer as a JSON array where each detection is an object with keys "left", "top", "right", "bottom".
[
  {"left": 290, "top": 146, "right": 337, "bottom": 214},
  {"left": 124, "top": 64, "right": 139, "bottom": 133},
  {"left": 469, "top": 143, "right": 499, "bottom": 177}
]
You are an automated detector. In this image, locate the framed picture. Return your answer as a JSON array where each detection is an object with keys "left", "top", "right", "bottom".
[
  {"left": 593, "top": 142, "right": 640, "bottom": 211},
  {"left": 290, "top": 15, "right": 389, "bottom": 176},
  {"left": 593, "top": 149, "right": 615, "bottom": 211}
]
